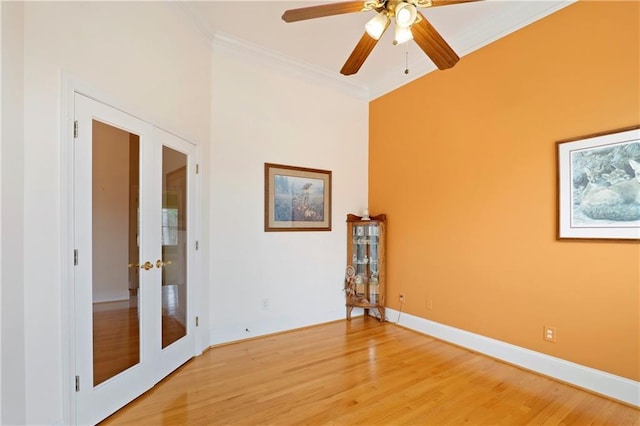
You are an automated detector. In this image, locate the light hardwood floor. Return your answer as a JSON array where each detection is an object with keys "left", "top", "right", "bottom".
[
  {"left": 101, "top": 318, "right": 639, "bottom": 425},
  {"left": 93, "top": 296, "right": 187, "bottom": 386}
]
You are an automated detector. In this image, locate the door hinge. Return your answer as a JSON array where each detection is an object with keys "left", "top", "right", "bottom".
[
  {"left": 195, "top": 164, "right": 199, "bottom": 174},
  {"left": 73, "top": 121, "right": 78, "bottom": 139},
  {"left": 195, "top": 241, "right": 199, "bottom": 251},
  {"left": 195, "top": 316, "right": 199, "bottom": 327},
  {"left": 75, "top": 375, "right": 80, "bottom": 392},
  {"left": 74, "top": 249, "right": 78, "bottom": 266}
]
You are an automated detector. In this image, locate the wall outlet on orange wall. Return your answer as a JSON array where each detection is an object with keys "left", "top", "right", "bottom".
[
  {"left": 426, "top": 299, "right": 433, "bottom": 310},
  {"left": 544, "top": 326, "right": 556, "bottom": 343}
]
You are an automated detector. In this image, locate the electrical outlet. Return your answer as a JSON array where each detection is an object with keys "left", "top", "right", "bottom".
[
  {"left": 399, "top": 293, "right": 405, "bottom": 303},
  {"left": 544, "top": 325, "right": 556, "bottom": 343},
  {"left": 426, "top": 299, "right": 433, "bottom": 310},
  {"left": 262, "top": 298, "right": 270, "bottom": 310}
]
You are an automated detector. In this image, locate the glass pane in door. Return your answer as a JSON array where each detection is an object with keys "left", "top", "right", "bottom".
[
  {"left": 161, "top": 146, "right": 188, "bottom": 348},
  {"left": 92, "top": 120, "right": 140, "bottom": 386},
  {"left": 368, "top": 224, "right": 380, "bottom": 304}
]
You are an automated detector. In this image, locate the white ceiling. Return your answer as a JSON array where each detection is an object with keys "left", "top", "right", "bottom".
[{"left": 179, "top": 0, "right": 575, "bottom": 99}]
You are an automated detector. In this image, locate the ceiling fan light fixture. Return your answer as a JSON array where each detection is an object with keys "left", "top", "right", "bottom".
[
  {"left": 394, "top": 26, "right": 413, "bottom": 45},
  {"left": 365, "top": 11, "right": 389, "bottom": 40},
  {"left": 395, "top": 2, "right": 417, "bottom": 28}
]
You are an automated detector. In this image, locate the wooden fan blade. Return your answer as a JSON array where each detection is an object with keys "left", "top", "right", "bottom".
[
  {"left": 429, "top": 0, "right": 482, "bottom": 7},
  {"left": 341, "top": 31, "right": 383, "bottom": 75},
  {"left": 282, "top": 1, "right": 365, "bottom": 22},
  {"left": 411, "top": 12, "right": 459, "bottom": 70}
]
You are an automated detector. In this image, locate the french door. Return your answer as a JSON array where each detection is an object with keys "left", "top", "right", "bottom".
[{"left": 73, "top": 94, "right": 197, "bottom": 425}]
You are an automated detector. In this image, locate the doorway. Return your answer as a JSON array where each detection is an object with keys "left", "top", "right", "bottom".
[{"left": 73, "top": 93, "right": 197, "bottom": 425}]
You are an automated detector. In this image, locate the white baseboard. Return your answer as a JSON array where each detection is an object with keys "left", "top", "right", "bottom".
[
  {"left": 93, "top": 296, "right": 130, "bottom": 304},
  {"left": 209, "top": 308, "right": 346, "bottom": 347},
  {"left": 386, "top": 309, "right": 639, "bottom": 407}
]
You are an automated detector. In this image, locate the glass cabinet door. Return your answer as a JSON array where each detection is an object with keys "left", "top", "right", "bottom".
[
  {"left": 346, "top": 213, "right": 386, "bottom": 321},
  {"left": 352, "top": 224, "right": 367, "bottom": 297},
  {"left": 368, "top": 224, "right": 380, "bottom": 304},
  {"left": 351, "top": 223, "right": 380, "bottom": 304}
]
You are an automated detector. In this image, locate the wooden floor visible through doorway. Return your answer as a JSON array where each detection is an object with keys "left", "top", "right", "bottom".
[
  {"left": 100, "top": 318, "right": 639, "bottom": 425},
  {"left": 93, "top": 290, "right": 186, "bottom": 386}
]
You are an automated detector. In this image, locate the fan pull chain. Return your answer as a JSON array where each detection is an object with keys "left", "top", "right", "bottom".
[{"left": 404, "top": 49, "right": 410, "bottom": 75}]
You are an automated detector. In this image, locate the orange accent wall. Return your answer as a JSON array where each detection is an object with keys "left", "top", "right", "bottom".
[{"left": 369, "top": 1, "right": 640, "bottom": 381}]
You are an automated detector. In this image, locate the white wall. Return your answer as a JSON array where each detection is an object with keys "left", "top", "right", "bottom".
[
  {"left": 1, "top": 4, "right": 2, "bottom": 418},
  {"left": 1, "top": 4, "right": 3, "bottom": 421},
  {"left": 1, "top": 2, "right": 26, "bottom": 424},
  {"left": 9, "top": 1, "right": 368, "bottom": 422},
  {"left": 209, "top": 51, "right": 369, "bottom": 344},
  {"left": 21, "top": 2, "right": 211, "bottom": 424}
]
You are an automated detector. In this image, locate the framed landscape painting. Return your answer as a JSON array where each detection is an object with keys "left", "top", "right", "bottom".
[
  {"left": 557, "top": 126, "right": 640, "bottom": 240},
  {"left": 264, "top": 163, "right": 332, "bottom": 232}
]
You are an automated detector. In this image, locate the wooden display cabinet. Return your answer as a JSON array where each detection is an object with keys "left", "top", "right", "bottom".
[{"left": 345, "top": 213, "right": 386, "bottom": 322}]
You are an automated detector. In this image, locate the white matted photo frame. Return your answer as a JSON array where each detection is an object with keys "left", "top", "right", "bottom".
[
  {"left": 557, "top": 126, "right": 640, "bottom": 240},
  {"left": 264, "top": 163, "right": 332, "bottom": 232}
]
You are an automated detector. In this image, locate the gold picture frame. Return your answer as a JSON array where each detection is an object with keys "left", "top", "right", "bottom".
[{"left": 264, "top": 163, "right": 332, "bottom": 232}]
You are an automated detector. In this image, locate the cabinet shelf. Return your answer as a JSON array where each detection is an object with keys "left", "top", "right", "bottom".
[{"left": 350, "top": 301, "right": 378, "bottom": 308}]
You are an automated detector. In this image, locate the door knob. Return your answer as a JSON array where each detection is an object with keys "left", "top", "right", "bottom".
[
  {"left": 140, "top": 261, "right": 154, "bottom": 270},
  {"left": 156, "top": 259, "right": 172, "bottom": 268}
]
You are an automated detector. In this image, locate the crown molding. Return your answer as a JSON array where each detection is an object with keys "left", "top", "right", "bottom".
[
  {"left": 368, "top": 0, "right": 576, "bottom": 99},
  {"left": 174, "top": 1, "right": 369, "bottom": 100},
  {"left": 455, "top": 0, "right": 576, "bottom": 56},
  {"left": 167, "top": 1, "right": 217, "bottom": 49},
  {"left": 212, "top": 32, "right": 370, "bottom": 101},
  {"left": 368, "top": 61, "right": 434, "bottom": 101},
  {"left": 174, "top": 0, "right": 576, "bottom": 102}
]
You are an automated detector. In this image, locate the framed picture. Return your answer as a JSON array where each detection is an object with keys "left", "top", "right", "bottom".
[
  {"left": 264, "top": 163, "right": 332, "bottom": 232},
  {"left": 557, "top": 126, "right": 640, "bottom": 240}
]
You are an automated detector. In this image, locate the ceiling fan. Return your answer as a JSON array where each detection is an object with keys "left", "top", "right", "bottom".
[{"left": 282, "top": 0, "right": 481, "bottom": 76}]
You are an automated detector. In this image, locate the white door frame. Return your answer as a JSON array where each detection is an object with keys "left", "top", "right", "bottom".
[{"left": 60, "top": 75, "right": 203, "bottom": 425}]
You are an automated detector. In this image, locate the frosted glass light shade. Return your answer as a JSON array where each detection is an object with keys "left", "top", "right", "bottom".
[
  {"left": 394, "top": 26, "right": 413, "bottom": 44},
  {"left": 395, "top": 2, "right": 417, "bottom": 28},
  {"left": 365, "top": 12, "right": 389, "bottom": 40}
]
